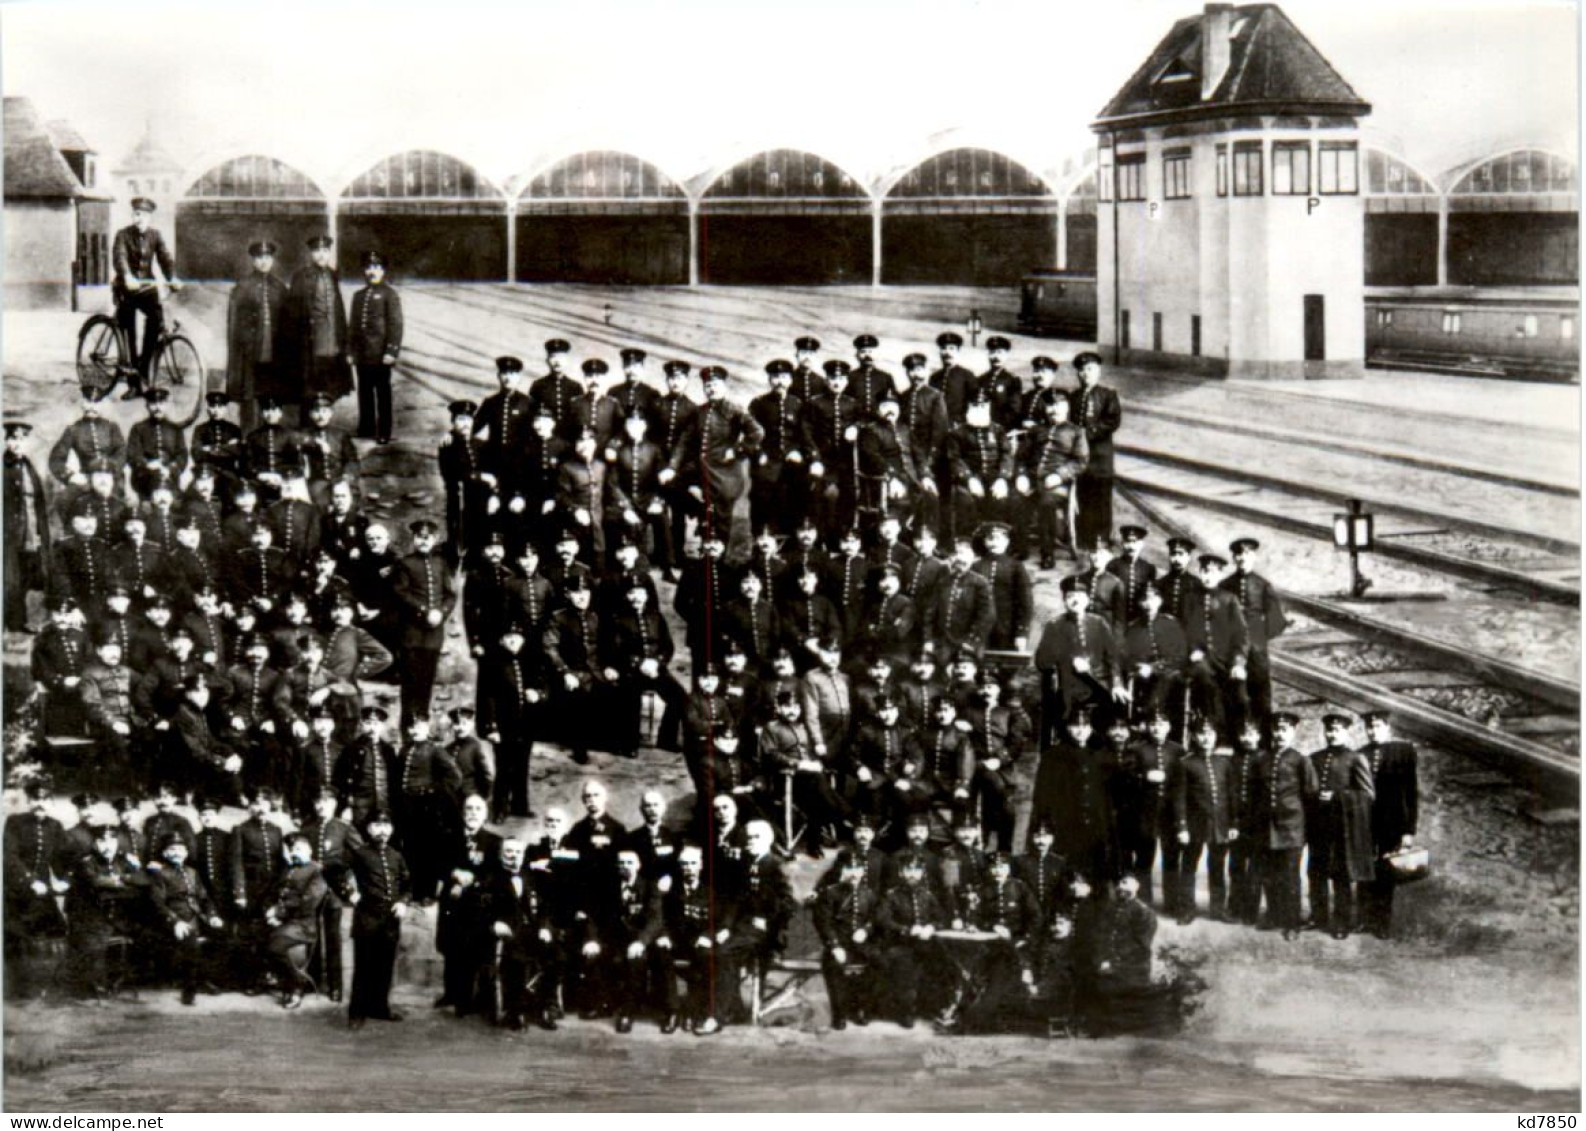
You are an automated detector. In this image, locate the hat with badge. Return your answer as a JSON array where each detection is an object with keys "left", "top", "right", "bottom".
[
  {"left": 3, "top": 420, "right": 32, "bottom": 438},
  {"left": 361, "top": 250, "right": 386, "bottom": 268},
  {"left": 131, "top": 197, "right": 157, "bottom": 214},
  {"left": 1032, "top": 355, "right": 1059, "bottom": 372},
  {"left": 204, "top": 391, "right": 232, "bottom": 408},
  {"left": 307, "top": 702, "right": 335, "bottom": 720},
  {"left": 823, "top": 359, "right": 851, "bottom": 378},
  {"left": 1120, "top": 524, "right": 1148, "bottom": 541},
  {"left": 936, "top": 331, "right": 964, "bottom": 349},
  {"left": 794, "top": 336, "right": 820, "bottom": 353},
  {"left": 764, "top": 358, "right": 794, "bottom": 376},
  {"left": 448, "top": 399, "right": 478, "bottom": 419},
  {"left": 582, "top": 358, "right": 609, "bottom": 376},
  {"left": 247, "top": 240, "right": 277, "bottom": 257},
  {"left": 367, "top": 808, "right": 395, "bottom": 827},
  {"left": 1363, "top": 710, "right": 1392, "bottom": 725},
  {"left": 902, "top": 352, "right": 928, "bottom": 370},
  {"left": 544, "top": 339, "right": 571, "bottom": 355},
  {"left": 1230, "top": 537, "right": 1261, "bottom": 554},
  {"left": 1197, "top": 553, "right": 1228, "bottom": 570},
  {"left": 1271, "top": 711, "right": 1300, "bottom": 728},
  {"left": 852, "top": 334, "right": 879, "bottom": 350},
  {"left": 258, "top": 395, "right": 283, "bottom": 412},
  {"left": 662, "top": 360, "right": 691, "bottom": 378},
  {"left": 496, "top": 355, "right": 524, "bottom": 374},
  {"left": 1167, "top": 536, "right": 1197, "bottom": 554},
  {"left": 361, "top": 706, "right": 390, "bottom": 723},
  {"left": 620, "top": 347, "right": 647, "bottom": 365},
  {"left": 1058, "top": 574, "right": 1089, "bottom": 595},
  {"left": 977, "top": 520, "right": 1012, "bottom": 542},
  {"left": 1072, "top": 351, "right": 1103, "bottom": 370},
  {"left": 306, "top": 235, "right": 334, "bottom": 250},
  {"left": 699, "top": 365, "right": 728, "bottom": 383},
  {"left": 409, "top": 518, "right": 440, "bottom": 537},
  {"left": 1322, "top": 712, "right": 1354, "bottom": 729},
  {"left": 143, "top": 387, "right": 170, "bottom": 405},
  {"left": 307, "top": 392, "right": 334, "bottom": 410},
  {"left": 985, "top": 335, "right": 1011, "bottom": 351}
]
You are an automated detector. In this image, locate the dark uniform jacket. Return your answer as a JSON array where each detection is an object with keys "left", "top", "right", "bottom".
[
  {"left": 112, "top": 225, "right": 174, "bottom": 291},
  {"left": 972, "top": 553, "right": 1034, "bottom": 647},
  {"left": 1068, "top": 385, "right": 1121, "bottom": 478},
  {"left": 281, "top": 265, "right": 352, "bottom": 399},
  {"left": 348, "top": 282, "right": 404, "bottom": 365},
  {"left": 346, "top": 841, "right": 410, "bottom": 936},
  {"left": 1306, "top": 745, "right": 1377, "bottom": 882},
  {"left": 1243, "top": 746, "right": 1318, "bottom": 850},
  {"left": 930, "top": 364, "right": 978, "bottom": 423},
  {"left": 1364, "top": 739, "right": 1419, "bottom": 850},
  {"left": 230, "top": 817, "right": 285, "bottom": 909},
  {"left": 931, "top": 567, "right": 996, "bottom": 656},
  {"left": 49, "top": 414, "right": 126, "bottom": 485},
  {"left": 584, "top": 874, "right": 663, "bottom": 949},
  {"left": 1183, "top": 587, "right": 1250, "bottom": 672},
  {"left": 150, "top": 861, "right": 218, "bottom": 928},
  {"left": 1179, "top": 750, "right": 1235, "bottom": 843},
  {"left": 393, "top": 550, "right": 457, "bottom": 650},
  {"left": 898, "top": 384, "right": 950, "bottom": 465},
  {"left": 1220, "top": 570, "right": 1288, "bottom": 654},
  {"left": 813, "top": 879, "right": 879, "bottom": 948},
  {"left": 1108, "top": 555, "right": 1159, "bottom": 620},
  {"left": 749, "top": 391, "right": 809, "bottom": 483},
  {"left": 268, "top": 860, "right": 329, "bottom": 945}
]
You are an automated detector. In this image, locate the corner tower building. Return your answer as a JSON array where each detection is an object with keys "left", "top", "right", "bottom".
[{"left": 1093, "top": 3, "right": 1371, "bottom": 378}]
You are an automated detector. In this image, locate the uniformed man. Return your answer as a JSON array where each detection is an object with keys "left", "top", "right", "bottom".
[
  {"left": 432, "top": 792, "right": 499, "bottom": 1016},
  {"left": 392, "top": 519, "right": 456, "bottom": 728},
  {"left": 606, "top": 580, "right": 686, "bottom": 757},
  {"left": 761, "top": 690, "right": 851, "bottom": 858},
  {"left": 683, "top": 365, "right": 764, "bottom": 552},
  {"left": 1175, "top": 715, "right": 1235, "bottom": 923},
  {"left": 299, "top": 789, "right": 363, "bottom": 1001},
  {"left": 544, "top": 575, "right": 606, "bottom": 763},
  {"left": 1031, "top": 706, "right": 1119, "bottom": 884},
  {"left": 34, "top": 594, "right": 91, "bottom": 739},
  {"left": 348, "top": 251, "right": 403, "bottom": 444},
  {"left": 1160, "top": 536, "right": 1204, "bottom": 624},
  {"left": 947, "top": 395, "right": 1014, "bottom": 544},
  {"left": 50, "top": 384, "right": 127, "bottom": 495},
  {"left": 243, "top": 396, "right": 302, "bottom": 504},
  {"left": 125, "top": 387, "right": 187, "bottom": 500},
  {"left": 805, "top": 360, "right": 861, "bottom": 539},
  {"left": 527, "top": 338, "right": 580, "bottom": 440},
  {"left": 606, "top": 411, "right": 671, "bottom": 571},
  {"left": 579, "top": 847, "right": 663, "bottom": 1032},
  {"left": 345, "top": 810, "right": 410, "bottom": 1026},
  {"left": 849, "top": 334, "right": 894, "bottom": 420},
  {"left": 281, "top": 235, "right": 352, "bottom": 420},
  {"left": 226, "top": 241, "right": 288, "bottom": 432},
  {"left": 3, "top": 784, "right": 70, "bottom": 997},
  {"left": 4, "top": 421, "right": 51, "bottom": 632},
  {"left": 930, "top": 534, "right": 996, "bottom": 661},
  {"left": 1068, "top": 352, "right": 1121, "bottom": 552},
  {"left": 790, "top": 336, "right": 828, "bottom": 404},
  {"left": 438, "top": 400, "right": 493, "bottom": 565},
  {"left": 654, "top": 843, "right": 734, "bottom": 1035},
  {"left": 484, "top": 835, "right": 559, "bottom": 1030},
  {"left": 301, "top": 392, "right": 361, "bottom": 509},
  {"left": 855, "top": 396, "right": 921, "bottom": 527},
  {"left": 654, "top": 361, "right": 699, "bottom": 570},
  {"left": 1120, "top": 709, "right": 1183, "bottom": 912},
  {"left": 479, "top": 624, "right": 542, "bottom": 819},
  {"left": 1183, "top": 554, "right": 1251, "bottom": 740},
  {"left": 930, "top": 331, "right": 977, "bottom": 423},
  {"left": 976, "top": 336, "right": 1024, "bottom": 432},
  {"left": 1124, "top": 581, "right": 1189, "bottom": 731},
  {"left": 473, "top": 356, "right": 533, "bottom": 516},
  {"left": 875, "top": 855, "right": 948, "bottom": 1028},
  {"left": 600, "top": 347, "right": 662, "bottom": 446},
  {"left": 963, "top": 671, "right": 1032, "bottom": 852},
  {"left": 112, "top": 197, "right": 181, "bottom": 397},
  {"left": 814, "top": 850, "right": 878, "bottom": 1029},
  {"left": 971, "top": 521, "right": 1033, "bottom": 651},
  {"left": 1306, "top": 713, "right": 1376, "bottom": 939},
  {"left": 514, "top": 407, "right": 570, "bottom": 557},
  {"left": 567, "top": 359, "right": 607, "bottom": 442},
  {"left": 67, "top": 824, "right": 147, "bottom": 995},
  {"left": 265, "top": 834, "right": 328, "bottom": 1009},
  {"left": 1110, "top": 525, "right": 1158, "bottom": 616},
  {"left": 748, "top": 358, "right": 809, "bottom": 536},
  {"left": 1222, "top": 537, "right": 1288, "bottom": 736},
  {"left": 897, "top": 353, "right": 950, "bottom": 530},
  {"left": 1034, "top": 575, "right": 1125, "bottom": 740},
  {"left": 1226, "top": 717, "right": 1266, "bottom": 925},
  {"left": 1240, "top": 711, "right": 1316, "bottom": 938},
  {"left": 337, "top": 706, "right": 397, "bottom": 829},
  {"left": 1358, "top": 710, "right": 1420, "bottom": 939},
  {"left": 1016, "top": 394, "right": 1087, "bottom": 569}
]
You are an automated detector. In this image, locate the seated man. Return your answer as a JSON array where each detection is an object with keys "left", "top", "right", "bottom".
[
  {"left": 813, "top": 850, "right": 879, "bottom": 1030},
  {"left": 148, "top": 832, "right": 227, "bottom": 1006},
  {"left": 654, "top": 843, "right": 738, "bottom": 1036},
  {"left": 580, "top": 847, "right": 663, "bottom": 1033},
  {"left": 759, "top": 690, "right": 852, "bottom": 859},
  {"left": 265, "top": 833, "right": 327, "bottom": 1009},
  {"left": 874, "top": 855, "right": 948, "bottom": 1028},
  {"left": 67, "top": 824, "right": 147, "bottom": 997},
  {"left": 952, "top": 851, "right": 1040, "bottom": 1032},
  {"left": 485, "top": 835, "right": 559, "bottom": 1031}
]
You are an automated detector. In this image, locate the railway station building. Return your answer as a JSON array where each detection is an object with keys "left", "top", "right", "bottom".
[
  {"left": 2, "top": 97, "right": 112, "bottom": 310},
  {"left": 879, "top": 147, "right": 1059, "bottom": 285},
  {"left": 694, "top": 150, "right": 873, "bottom": 285},
  {"left": 1093, "top": 2, "right": 1371, "bottom": 378},
  {"left": 516, "top": 151, "right": 689, "bottom": 284},
  {"left": 337, "top": 150, "right": 508, "bottom": 282},
  {"left": 175, "top": 155, "right": 331, "bottom": 280}
]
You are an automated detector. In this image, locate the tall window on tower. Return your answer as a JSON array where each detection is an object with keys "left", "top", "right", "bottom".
[
  {"left": 1232, "top": 142, "right": 1263, "bottom": 196},
  {"left": 1272, "top": 142, "right": 1311, "bottom": 195},
  {"left": 1318, "top": 142, "right": 1359, "bottom": 195},
  {"left": 1116, "top": 154, "right": 1146, "bottom": 202},
  {"left": 1164, "top": 149, "right": 1192, "bottom": 199}
]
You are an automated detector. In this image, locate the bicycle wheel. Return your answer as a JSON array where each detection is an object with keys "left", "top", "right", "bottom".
[
  {"left": 75, "top": 314, "right": 125, "bottom": 393},
  {"left": 151, "top": 334, "right": 206, "bottom": 427}
]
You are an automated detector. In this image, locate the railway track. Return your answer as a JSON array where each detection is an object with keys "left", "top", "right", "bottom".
[
  {"left": 1116, "top": 445, "right": 1580, "bottom": 603},
  {"left": 1121, "top": 486, "right": 1579, "bottom": 797}
]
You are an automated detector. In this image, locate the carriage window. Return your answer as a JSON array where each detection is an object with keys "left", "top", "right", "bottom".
[
  {"left": 1375, "top": 310, "right": 1394, "bottom": 327},
  {"left": 1523, "top": 314, "right": 1540, "bottom": 338},
  {"left": 1441, "top": 312, "right": 1462, "bottom": 334},
  {"left": 1563, "top": 316, "right": 1575, "bottom": 340}
]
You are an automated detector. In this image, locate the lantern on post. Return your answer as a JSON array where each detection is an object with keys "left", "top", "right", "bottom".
[
  {"left": 1332, "top": 498, "right": 1375, "bottom": 598},
  {"left": 968, "top": 309, "right": 983, "bottom": 348}
]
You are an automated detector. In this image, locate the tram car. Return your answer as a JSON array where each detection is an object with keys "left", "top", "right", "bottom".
[
  {"left": 1017, "top": 268, "right": 1098, "bottom": 339},
  {"left": 1364, "top": 288, "right": 1580, "bottom": 383}
]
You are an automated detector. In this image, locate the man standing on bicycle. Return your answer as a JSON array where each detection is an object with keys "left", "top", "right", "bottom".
[{"left": 112, "top": 198, "right": 181, "bottom": 400}]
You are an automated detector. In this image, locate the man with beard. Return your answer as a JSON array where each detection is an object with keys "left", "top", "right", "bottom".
[{"left": 347, "top": 251, "right": 403, "bottom": 444}]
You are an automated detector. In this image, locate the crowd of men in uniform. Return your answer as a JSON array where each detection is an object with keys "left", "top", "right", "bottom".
[{"left": 2, "top": 231, "right": 1423, "bottom": 1037}]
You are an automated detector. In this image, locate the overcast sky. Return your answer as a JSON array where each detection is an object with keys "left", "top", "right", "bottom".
[{"left": 2, "top": 0, "right": 1576, "bottom": 192}]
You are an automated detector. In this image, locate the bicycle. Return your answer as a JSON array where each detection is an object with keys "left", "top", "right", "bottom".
[{"left": 75, "top": 281, "right": 207, "bottom": 427}]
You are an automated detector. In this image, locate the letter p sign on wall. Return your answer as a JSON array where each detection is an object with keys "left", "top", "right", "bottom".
[{"left": 1307, "top": 196, "right": 1321, "bottom": 216}]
